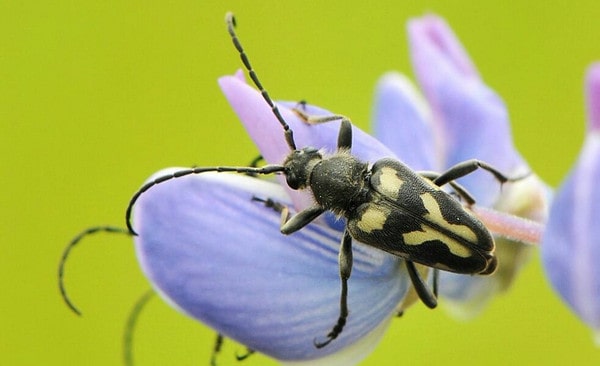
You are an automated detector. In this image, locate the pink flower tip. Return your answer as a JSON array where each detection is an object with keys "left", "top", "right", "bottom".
[{"left": 585, "top": 63, "right": 600, "bottom": 133}]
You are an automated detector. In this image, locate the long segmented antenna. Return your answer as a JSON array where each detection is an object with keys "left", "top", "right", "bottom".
[
  {"left": 225, "top": 12, "right": 297, "bottom": 151},
  {"left": 125, "top": 164, "right": 285, "bottom": 235},
  {"left": 59, "top": 226, "right": 132, "bottom": 315}
]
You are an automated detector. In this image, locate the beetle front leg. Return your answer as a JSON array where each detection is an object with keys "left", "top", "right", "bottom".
[
  {"left": 281, "top": 205, "right": 326, "bottom": 234},
  {"left": 292, "top": 107, "right": 347, "bottom": 125},
  {"left": 252, "top": 197, "right": 324, "bottom": 234},
  {"left": 291, "top": 108, "right": 353, "bottom": 151},
  {"left": 314, "top": 228, "right": 353, "bottom": 348}
]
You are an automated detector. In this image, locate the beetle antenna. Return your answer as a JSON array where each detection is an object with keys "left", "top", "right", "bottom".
[
  {"left": 126, "top": 164, "right": 285, "bottom": 235},
  {"left": 58, "top": 226, "right": 132, "bottom": 315},
  {"left": 225, "top": 12, "right": 297, "bottom": 151}
]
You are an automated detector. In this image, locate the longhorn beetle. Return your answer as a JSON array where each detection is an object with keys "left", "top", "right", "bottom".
[{"left": 118, "top": 12, "right": 526, "bottom": 348}]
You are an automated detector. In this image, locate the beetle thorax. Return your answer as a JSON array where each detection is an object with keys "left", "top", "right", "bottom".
[{"left": 309, "top": 152, "right": 370, "bottom": 214}]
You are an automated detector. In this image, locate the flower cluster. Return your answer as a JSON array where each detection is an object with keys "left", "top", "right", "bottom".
[{"left": 131, "top": 13, "right": 600, "bottom": 364}]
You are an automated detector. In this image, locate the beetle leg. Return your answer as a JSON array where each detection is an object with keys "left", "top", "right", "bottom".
[
  {"left": 210, "top": 332, "right": 255, "bottom": 365},
  {"left": 294, "top": 99, "right": 308, "bottom": 111},
  {"left": 291, "top": 107, "right": 347, "bottom": 125},
  {"left": 432, "top": 159, "right": 528, "bottom": 188},
  {"left": 432, "top": 268, "right": 439, "bottom": 298},
  {"left": 235, "top": 348, "right": 255, "bottom": 361},
  {"left": 241, "top": 155, "right": 265, "bottom": 177},
  {"left": 280, "top": 206, "right": 326, "bottom": 234},
  {"left": 315, "top": 228, "right": 353, "bottom": 348},
  {"left": 210, "top": 333, "right": 224, "bottom": 366},
  {"left": 291, "top": 108, "right": 353, "bottom": 151},
  {"left": 336, "top": 119, "right": 353, "bottom": 150},
  {"left": 419, "top": 171, "right": 476, "bottom": 205},
  {"left": 252, "top": 197, "right": 325, "bottom": 234},
  {"left": 251, "top": 197, "right": 291, "bottom": 229},
  {"left": 405, "top": 261, "right": 438, "bottom": 309}
]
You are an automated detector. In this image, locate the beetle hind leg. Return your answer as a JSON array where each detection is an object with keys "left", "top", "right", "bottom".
[
  {"left": 405, "top": 261, "right": 438, "bottom": 309},
  {"left": 433, "top": 159, "right": 529, "bottom": 188}
]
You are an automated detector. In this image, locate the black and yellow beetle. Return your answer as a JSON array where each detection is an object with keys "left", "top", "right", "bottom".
[{"left": 123, "top": 12, "right": 520, "bottom": 348}]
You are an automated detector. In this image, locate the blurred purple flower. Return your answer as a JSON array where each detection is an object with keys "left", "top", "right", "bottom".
[
  {"left": 131, "top": 13, "right": 548, "bottom": 364},
  {"left": 542, "top": 63, "right": 600, "bottom": 341},
  {"left": 374, "top": 14, "right": 548, "bottom": 317}
]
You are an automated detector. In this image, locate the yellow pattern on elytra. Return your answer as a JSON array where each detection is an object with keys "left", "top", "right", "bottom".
[
  {"left": 378, "top": 167, "right": 403, "bottom": 200},
  {"left": 356, "top": 206, "right": 388, "bottom": 233},
  {"left": 401, "top": 192, "right": 477, "bottom": 258},
  {"left": 403, "top": 226, "right": 471, "bottom": 258}
]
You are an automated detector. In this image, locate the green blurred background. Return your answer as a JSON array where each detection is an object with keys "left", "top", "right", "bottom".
[{"left": 3, "top": 1, "right": 600, "bottom": 365}]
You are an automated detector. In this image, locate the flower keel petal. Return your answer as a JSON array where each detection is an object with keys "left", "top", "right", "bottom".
[
  {"left": 408, "top": 14, "right": 528, "bottom": 206},
  {"left": 133, "top": 170, "right": 408, "bottom": 360},
  {"left": 542, "top": 135, "right": 600, "bottom": 333}
]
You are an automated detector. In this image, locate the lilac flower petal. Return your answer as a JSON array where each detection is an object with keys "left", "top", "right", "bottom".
[
  {"left": 133, "top": 170, "right": 408, "bottom": 360},
  {"left": 408, "top": 15, "right": 527, "bottom": 206},
  {"left": 440, "top": 235, "right": 534, "bottom": 318},
  {"left": 218, "top": 73, "right": 291, "bottom": 168},
  {"left": 407, "top": 15, "right": 550, "bottom": 316},
  {"left": 218, "top": 73, "right": 395, "bottom": 162},
  {"left": 280, "top": 317, "right": 393, "bottom": 366},
  {"left": 219, "top": 73, "right": 395, "bottom": 212},
  {"left": 586, "top": 63, "right": 600, "bottom": 132},
  {"left": 408, "top": 14, "right": 478, "bottom": 91},
  {"left": 438, "top": 273, "right": 498, "bottom": 319},
  {"left": 372, "top": 72, "right": 438, "bottom": 171},
  {"left": 277, "top": 101, "right": 397, "bottom": 164},
  {"left": 542, "top": 65, "right": 600, "bottom": 333}
]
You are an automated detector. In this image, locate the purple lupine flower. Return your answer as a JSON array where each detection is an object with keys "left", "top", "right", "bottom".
[
  {"left": 542, "top": 63, "right": 600, "bottom": 341},
  {"left": 133, "top": 71, "right": 410, "bottom": 364},
  {"left": 386, "top": 14, "right": 549, "bottom": 317},
  {"left": 131, "top": 13, "right": 546, "bottom": 364}
]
